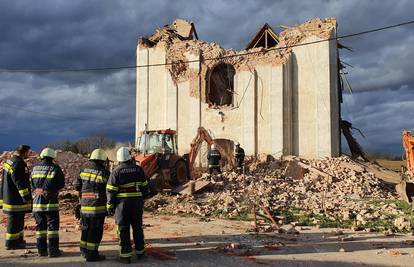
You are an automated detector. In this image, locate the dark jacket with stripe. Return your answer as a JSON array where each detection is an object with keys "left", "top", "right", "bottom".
[
  {"left": 106, "top": 161, "right": 148, "bottom": 210},
  {"left": 75, "top": 161, "right": 110, "bottom": 217},
  {"left": 0, "top": 155, "right": 32, "bottom": 213},
  {"left": 31, "top": 158, "right": 65, "bottom": 212},
  {"left": 207, "top": 149, "right": 221, "bottom": 168}
]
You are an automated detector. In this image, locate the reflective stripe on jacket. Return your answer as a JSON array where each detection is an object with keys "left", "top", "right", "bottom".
[
  {"left": 207, "top": 149, "right": 221, "bottom": 167},
  {"left": 1, "top": 156, "right": 32, "bottom": 213},
  {"left": 75, "top": 161, "right": 110, "bottom": 216},
  {"left": 31, "top": 159, "right": 65, "bottom": 212},
  {"left": 106, "top": 161, "right": 148, "bottom": 209}
]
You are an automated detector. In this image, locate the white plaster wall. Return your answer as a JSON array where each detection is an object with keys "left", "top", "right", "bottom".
[
  {"left": 292, "top": 35, "right": 339, "bottom": 158},
  {"left": 136, "top": 36, "right": 339, "bottom": 158}
]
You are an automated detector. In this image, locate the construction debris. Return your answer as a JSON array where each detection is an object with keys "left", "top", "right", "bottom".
[{"left": 146, "top": 155, "right": 407, "bottom": 232}]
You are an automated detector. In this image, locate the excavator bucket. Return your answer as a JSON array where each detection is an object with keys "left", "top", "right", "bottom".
[{"left": 396, "top": 180, "right": 414, "bottom": 211}]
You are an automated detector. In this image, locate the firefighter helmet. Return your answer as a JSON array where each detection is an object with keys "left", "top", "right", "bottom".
[
  {"left": 90, "top": 149, "right": 108, "bottom": 161},
  {"left": 116, "top": 147, "right": 131, "bottom": 162},
  {"left": 40, "top": 148, "right": 56, "bottom": 159}
]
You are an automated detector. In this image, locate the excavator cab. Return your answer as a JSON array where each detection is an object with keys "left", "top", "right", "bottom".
[
  {"left": 135, "top": 129, "right": 188, "bottom": 193},
  {"left": 137, "top": 130, "right": 177, "bottom": 156}
]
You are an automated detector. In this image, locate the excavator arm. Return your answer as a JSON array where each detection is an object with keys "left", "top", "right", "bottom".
[
  {"left": 187, "top": 127, "right": 224, "bottom": 178},
  {"left": 402, "top": 130, "right": 414, "bottom": 175}
]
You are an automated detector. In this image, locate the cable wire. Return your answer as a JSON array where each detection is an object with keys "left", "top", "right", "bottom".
[{"left": 0, "top": 19, "right": 413, "bottom": 73}]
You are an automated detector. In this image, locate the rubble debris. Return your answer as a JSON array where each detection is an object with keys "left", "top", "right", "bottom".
[
  {"left": 215, "top": 243, "right": 256, "bottom": 256},
  {"left": 263, "top": 242, "right": 285, "bottom": 251},
  {"left": 146, "top": 155, "right": 405, "bottom": 232},
  {"left": 172, "top": 179, "right": 212, "bottom": 195},
  {"left": 387, "top": 249, "right": 402, "bottom": 256}
]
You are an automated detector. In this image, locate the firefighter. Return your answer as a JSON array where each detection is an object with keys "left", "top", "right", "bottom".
[
  {"left": 207, "top": 143, "right": 221, "bottom": 174},
  {"left": 75, "top": 149, "right": 110, "bottom": 262},
  {"left": 234, "top": 142, "right": 245, "bottom": 174},
  {"left": 106, "top": 147, "right": 148, "bottom": 264},
  {"left": 31, "top": 148, "right": 65, "bottom": 257},
  {"left": 0, "top": 144, "right": 32, "bottom": 250}
]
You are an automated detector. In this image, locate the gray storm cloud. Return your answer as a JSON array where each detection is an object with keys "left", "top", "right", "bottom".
[{"left": 0, "top": 0, "right": 413, "bottom": 153}]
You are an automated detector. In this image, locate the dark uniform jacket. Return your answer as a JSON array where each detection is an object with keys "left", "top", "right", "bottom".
[
  {"left": 75, "top": 161, "right": 110, "bottom": 217},
  {"left": 235, "top": 146, "right": 245, "bottom": 161},
  {"left": 0, "top": 155, "right": 32, "bottom": 213},
  {"left": 31, "top": 159, "right": 65, "bottom": 212},
  {"left": 106, "top": 161, "right": 148, "bottom": 210},
  {"left": 207, "top": 149, "right": 221, "bottom": 168}
]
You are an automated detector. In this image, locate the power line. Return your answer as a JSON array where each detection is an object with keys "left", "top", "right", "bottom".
[{"left": 0, "top": 19, "right": 413, "bottom": 73}]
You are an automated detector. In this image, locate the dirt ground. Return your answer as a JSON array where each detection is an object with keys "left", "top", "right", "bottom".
[{"left": 1, "top": 213, "right": 414, "bottom": 267}]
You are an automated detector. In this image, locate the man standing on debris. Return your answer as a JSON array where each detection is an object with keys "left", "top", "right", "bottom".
[
  {"left": 0, "top": 144, "right": 32, "bottom": 250},
  {"left": 106, "top": 147, "right": 148, "bottom": 264},
  {"left": 31, "top": 148, "right": 65, "bottom": 257},
  {"left": 75, "top": 149, "right": 110, "bottom": 262},
  {"left": 207, "top": 143, "right": 222, "bottom": 174},
  {"left": 234, "top": 142, "right": 245, "bottom": 174}
]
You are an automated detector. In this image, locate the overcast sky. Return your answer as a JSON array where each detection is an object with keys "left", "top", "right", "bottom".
[{"left": 0, "top": 0, "right": 413, "bottom": 155}]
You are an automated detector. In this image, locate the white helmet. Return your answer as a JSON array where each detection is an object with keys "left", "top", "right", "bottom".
[
  {"left": 116, "top": 147, "right": 132, "bottom": 162},
  {"left": 40, "top": 147, "right": 56, "bottom": 159},
  {"left": 235, "top": 142, "right": 240, "bottom": 146},
  {"left": 90, "top": 149, "right": 108, "bottom": 161},
  {"left": 211, "top": 144, "right": 217, "bottom": 150}
]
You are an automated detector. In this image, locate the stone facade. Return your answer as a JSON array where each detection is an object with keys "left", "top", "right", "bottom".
[{"left": 136, "top": 18, "right": 340, "bottom": 159}]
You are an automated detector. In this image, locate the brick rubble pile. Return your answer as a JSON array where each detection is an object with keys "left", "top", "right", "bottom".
[{"left": 148, "top": 155, "right": 410, "bottom": 231}]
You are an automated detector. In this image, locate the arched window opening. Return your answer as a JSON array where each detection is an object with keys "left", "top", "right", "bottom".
[{"left": 208, "top": 63, "right": 235, "bottom": 106}]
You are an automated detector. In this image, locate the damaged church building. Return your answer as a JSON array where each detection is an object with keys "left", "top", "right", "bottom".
[{"left": 135, "top": 18, "right": 341, "bottom": 160}]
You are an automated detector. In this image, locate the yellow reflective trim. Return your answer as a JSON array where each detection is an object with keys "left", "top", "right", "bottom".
[
  {"left": 47, "top": 230, "right": 59, "bottom": 235},
  {"left": 18, "top": 188, "right": 29, "bottom": 196},
  {"left": 6, "top": 231, "right": 23, "bottom": 238},
  {"left": 86, "top": 242, "right": 99, "bottom": 247},
  {"left": 0, "top": 199, "right": 3, "bottom": 204},
  {"left": 116, "top": 192, "right": 142, "bottom": 198},
  {"left": 36, "top": 230, "right": 47, "bottom": 236},
  {"left": 119, "top": 252, "right": 132, "bottom": 257},
  {"left": 119, "top": 181, "right": 148, "bottom": 188},
  {"left": 31, "top": 173, "right": 55, "bottom": 179},
  {"left": 33, "top": 203, "right": 59, "bottom": 208},
  {"left": 119, "top": 182, "right": 137, "bottom": 188},
  {"left": 80, "top": 206, "right": 106, "bottom": 211},
  {"left": 106, "top": 184, "right": 119, "bottom": 191},
  {"left": 80, "top": 172, "right": 103, "bottom": 180},
  {"left": 3, "top": 163, "right": 14, "bottom": 174},
  {"left": 2, "top": 203, "right": 31, "bottom": 209},
  {"left": 106, "top": 203, "right": 113, "bottom": 209}
]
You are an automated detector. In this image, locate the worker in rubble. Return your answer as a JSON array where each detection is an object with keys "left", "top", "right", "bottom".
[
  {"left": 31, "top": 148, "right": 65, "bottom": 257},
  {"left": 106, "top": 147, "right": 148, "bottom": 264},
  {"left": 207, "top": 143, "right": 222, "bottom": 174},
  {"left": 234, "top": 142, "right": 245, "bottom": 174},
  {"left": 0, "top": 144, "right": 32, "bottom": 250},
  {"left": 75, "top": 149, "right": 110, "bottom": 262}
]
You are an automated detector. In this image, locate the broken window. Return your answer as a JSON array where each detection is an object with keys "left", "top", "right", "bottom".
[{"left": 207, "top": 63, "right": 235, "bottom": 106}]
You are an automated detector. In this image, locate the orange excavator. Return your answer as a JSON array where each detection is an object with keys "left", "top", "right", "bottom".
[
  {"left": 134, "top": 127, "right": 218, "bottom": 193},
  {"left": 402, "top": 130, "right": 414, "bottom": 175},
  {"left": 397, "top": 130, "right": 414, "bottom": 205}
]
